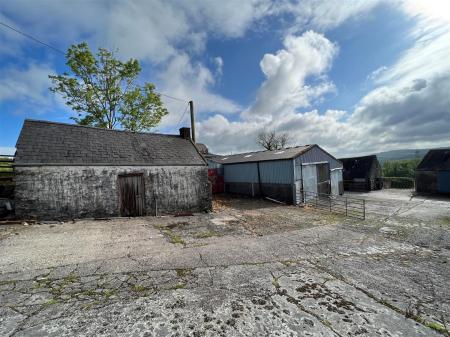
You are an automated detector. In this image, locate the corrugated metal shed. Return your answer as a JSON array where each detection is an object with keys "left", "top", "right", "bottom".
[
  {"left": 220, "top": 144, "right": 343, "bottom": 203},
  {"left": 214, "top": 145, "right": 312, "bottom": 164},
  {"left": 259, "top": 160, "right": 293, "bottom": 184},
  {"left": 294, "top": 145, "right": 342, "bottom": 170},
  {"left": 224, "top": 163, "right": 258, "bottom": 183}
]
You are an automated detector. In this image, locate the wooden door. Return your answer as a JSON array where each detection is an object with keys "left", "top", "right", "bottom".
[{"left": 118, "top": 174, "right": 145, "bottom": 216}]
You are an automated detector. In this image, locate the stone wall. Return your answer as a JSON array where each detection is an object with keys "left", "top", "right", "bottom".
[{"left": 15, "top": 165, "right": 211, "bottom": 219}]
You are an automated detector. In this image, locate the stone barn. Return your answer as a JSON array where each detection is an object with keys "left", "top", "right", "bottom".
[
  {"left": 14, "top": 120, "right": 211, "bottom": 219},
  {"left": 416, "top": 148, "right": 450, "bottom": 195}
]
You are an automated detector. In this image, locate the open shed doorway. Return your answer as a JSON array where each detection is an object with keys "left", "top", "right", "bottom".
[
  {"left": 118, "top": 173, "right": 145, "bottom": 217},
  {"left": 301, "top": 162, "right": 331, "bottom": 201},
  {"left": 316, "top": 163, "right": 331, "bottom": 195}
]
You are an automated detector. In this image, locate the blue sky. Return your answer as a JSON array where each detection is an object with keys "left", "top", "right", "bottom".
[{"left": 1, "top": 0, "right": 450, "bottom": 156}]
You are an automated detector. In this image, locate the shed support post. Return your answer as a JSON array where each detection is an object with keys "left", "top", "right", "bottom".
[
  {"left": 257, "top": 162, "right": 263, "bottom": 198},
  {"left": 363, "top": 199, "right": 365, "bottom": 220}
]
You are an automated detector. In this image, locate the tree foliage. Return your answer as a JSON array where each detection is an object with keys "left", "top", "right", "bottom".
[
  {"left": 382, "top": 159, "right": 421, "bottom": 178},
  {"left": 257, "top": 129, "right": 289, "bottom": 150},
  {"left": 49, "top": 43, "right": 168, "bottom": 131}
]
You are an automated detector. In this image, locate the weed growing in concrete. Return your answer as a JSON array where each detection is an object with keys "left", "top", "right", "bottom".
[
  {"left": 46, "top": 299, "right": 58, "bottom": 305},
  {"left": 194, "top": 231, "right": 220, "bottom": 239},
  {"left": 162, "top": 229, "right": 185, "bottom": 245},
  {"left": 131, "top": 284, "right": 147, "bottom": 293},
  {"left": 176, "top": 268, "right": 192, "bottom": 278},
  {"left": 425, "top": 321, "right": 447, "bottom": 334},
  {"left": 170, "top": 283, "right": 186, "bottom": 290},
  {"left": 62, "top": 272, "right": 80, "bottom": 285},
  {"left": 0, "top": 280, "right": 16, "bottom": 286}
]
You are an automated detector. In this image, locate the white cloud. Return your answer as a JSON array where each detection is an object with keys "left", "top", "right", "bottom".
[
  {"left": 367, "top": 66, "right": 388, "bottom": 82},
  {"left": 213, "top": 57, "right": 224, "bottom": 76},
  {"left": 199, "top": 31, "right": 345, "bottom": 154},
  {"left": 1, "top": 0, "right": 274, "bottom": 62},
  {"left": 271, "top": 0, "right": 386, "bottom": 33},
  {"left": 157, "top": 53, "right": 241, "bottom": 128},
  {"left": 0, "top": 63, "right": 58, "bottom": 109},
  {"left": 243, "top": 31, "right": 337, "bottom": 120}
]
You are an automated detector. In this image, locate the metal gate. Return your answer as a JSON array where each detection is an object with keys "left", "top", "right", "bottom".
[
  {"left": 302, "top": 164, "right": 317, "bottom": 201},
  {"left": 331, "top": 169, "right": 343, "bottom": 195},
  {"left": 118, "top": 173, "right": 145, "bottom": 216},
  {"left": 316, "top": 163, "right": 330, "bottom": 195},
  {"left": 302, "top": 190, "right": 365, "bottom": 220}
]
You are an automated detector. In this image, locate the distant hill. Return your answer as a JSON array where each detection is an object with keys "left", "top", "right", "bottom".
[{"left": 375, "top": 149, "right": 430, "bottom": 162}]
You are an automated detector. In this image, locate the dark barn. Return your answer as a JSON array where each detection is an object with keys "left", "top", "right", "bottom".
[
  {"left": 339, "top": 155, "right": 382, "bottom": 191},
  {"left": 415, "top": 148, "right": 450, "bottom": 195},
  {"left": 14, "top": 120, "right": 211, "bottom": 219}
]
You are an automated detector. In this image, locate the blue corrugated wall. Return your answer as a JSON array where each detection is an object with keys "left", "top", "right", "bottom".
[
  {"left": 259, "top": 160, "right": 293, "bottom": 184},
  {"left": 224, "top": 162, "right": 259, "bottom": 183},
  {"left": 224, "top": 160, "right": 293, "bottom": 184}
]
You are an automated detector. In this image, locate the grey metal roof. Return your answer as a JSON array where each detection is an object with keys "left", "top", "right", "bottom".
[
  {"left": 211, "top": 145, "right": 314, "bottom": 164},
  {"left": 15, "top": 120, "right": 206, "bottom": 166},
  {"left": 416, "top": 149, "right": 450, "bottom": 171}
]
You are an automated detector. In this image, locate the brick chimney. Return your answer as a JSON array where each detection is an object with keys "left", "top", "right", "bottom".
[{"left": 179, "top": 127, "right": 191, "bottom": 140}]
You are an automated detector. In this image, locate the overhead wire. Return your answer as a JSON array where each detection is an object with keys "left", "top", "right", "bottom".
[
  {"left": 0, "top": 20, "right": 190, "bottom": 104},
  {"left": 0, "top": 21, "right": 65, "bottom": 55},
  {"left": 175, "top": 102, "right": 190, "bottom": 129}
]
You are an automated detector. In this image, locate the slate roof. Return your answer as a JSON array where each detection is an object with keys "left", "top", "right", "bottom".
[
  {"left": 14, "top": 120, "right": 206, "bottom": 166},
  {"left": 210, "top": 145, "right": 314, "bottom": 164},
  {"left": 416, "top": 149, "right": 450, "bottom": 171},
  {"left": 339, "top": 155, "right": 379, "bottom": 179}
]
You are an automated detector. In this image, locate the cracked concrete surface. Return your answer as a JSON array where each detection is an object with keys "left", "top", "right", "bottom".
[{"left": 0, "top": 190, "right": 449, "bottom": 336}]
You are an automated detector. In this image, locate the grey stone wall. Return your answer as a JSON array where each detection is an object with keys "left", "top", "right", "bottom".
[{"left": 15, "top": 165, "right": 211, "bottom": 220}]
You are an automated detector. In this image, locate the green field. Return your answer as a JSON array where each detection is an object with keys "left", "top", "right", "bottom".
[{"left": 0, "top": 157, "right": 14, "bottom": 180}]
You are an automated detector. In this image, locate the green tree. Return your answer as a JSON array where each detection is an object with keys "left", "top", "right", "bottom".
[
  {"left": 49, "top": 42, "right": 168, "bottom": 131},
  {"left": 382, "top": 159, "right": 421, "bottom": 178}
]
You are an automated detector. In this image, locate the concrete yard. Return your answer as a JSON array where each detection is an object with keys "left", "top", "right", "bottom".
[{"left": 1, "top": 190, "right": 449, "bottom": 336}]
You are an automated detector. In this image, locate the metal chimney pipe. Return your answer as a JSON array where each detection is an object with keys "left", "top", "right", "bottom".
[{"left": 189, "top": 100, "right": 195, "bottom": 143}]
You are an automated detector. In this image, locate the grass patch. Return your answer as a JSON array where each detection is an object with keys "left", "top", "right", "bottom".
[
  {"left": 280, "top": 260, "right": 297, "bottom": 267},
  {"left": 425, "top": 321, "right": 447, "bottom": 334},
  {"left": 130, "top": 284, "right": 148, "bottom": 293},
  {"left": 78, "top": 289, "right": 97, "bottom": 297},
  {"left": 162, "top": 229, "right": 185, "bottom": 245},
  {"left": 46, "top": 299, "right": 58, "bottom": 305},
  {"left": 194, "top": 231, "right": 220, "bottom": 239},
  {"left": 0, "top": 280, "right": 16, "bottom": 286},
  {"left": 440, "top": 216, "right": 450, "bottom": 226},
  {"left": 82, "top": 300, "right": 101, "bottom": 310},
  {"left": 65, "top": 273, "right": 80, "bottom": 283},
  {"left": 170, "top": 282, "right": 186, "bottom": 290},
  {"left": 103, "top": 289, "right": 116, "bottom": 299},
  {"left": 176, "top": 268, "right": 192, "bottom": 278}
]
